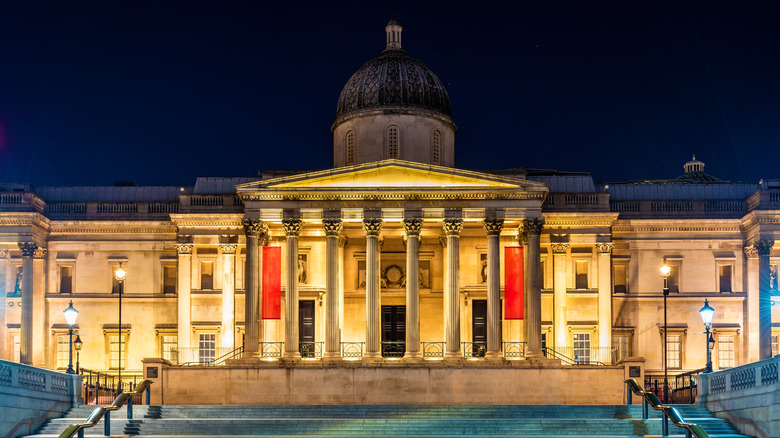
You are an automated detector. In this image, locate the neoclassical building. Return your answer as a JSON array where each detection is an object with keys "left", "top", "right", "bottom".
[{"left": 1, "top": 18, "right": 779, "bottom": 384}]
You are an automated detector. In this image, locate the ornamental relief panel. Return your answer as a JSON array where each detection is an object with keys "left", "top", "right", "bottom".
[{"left": 357, "top": 258, "right": 431, "bottom": 290}]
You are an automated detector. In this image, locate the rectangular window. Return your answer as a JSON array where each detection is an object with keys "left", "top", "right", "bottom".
[
  {"left": 56, "top": 334, "right": 70, "bottom": 369},
  {"left": 717, "top": 334, "right": 735, "bottom": 369},
  {"left": 163, "top": 265, "right": 177, "bottom": 294},
  {"left": 573, "top": 332, "right": 591, "bottom": 364},
  {"left": 198, "top": 333, "right": 216, "bottom": 365},
  {"left": 667, "top": 265, "right": 680, "bottom": 293},
  {"left": 772, "top": 334, "right": 778, "bottom": 357},
  {"left": 613, "top": 334, "right": 630, "bottom": 362},
  {"left": 200, "top": 261, "right": 213, "bottom": 290},
  {"left": 109, "top": 334, "right": 127, "bottom": 369},
  {"left": 666, "top": 334, "right": 681, "bottom": 369},
  {"left": 575, "top": 261, "right": 588, "bottom": 289},
  {"left": 111, "top": 266, "right": 122, "bottom": 294},
  {"left": 160, "top": 335, "right": 177, "bottom": 361},
  {"left": 13, "top": 334, "right": 20, "bottom": 362},
  {"left": 540, "top": 259, "right": 547, "bottom": 289},
  {"left": 60, "top": 266, "right": 73, "bottom": 294},
  {"left": 719, "top": 265, "right": 732, "bottom": 293},
  {"left": 613, "top": 264, "right": 627, "bottom": 293}
]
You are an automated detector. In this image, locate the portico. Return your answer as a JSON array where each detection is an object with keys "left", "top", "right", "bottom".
[{"left": 235, "top": 160, "right": 549, "bottom": 361}]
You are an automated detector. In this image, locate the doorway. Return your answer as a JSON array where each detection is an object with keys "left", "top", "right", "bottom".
[
  {"left": 299, "top": 300, "right": 316, "bottom": 357},
  {"left": 381, "top": 305, "right": 405, "bottom": 358}
]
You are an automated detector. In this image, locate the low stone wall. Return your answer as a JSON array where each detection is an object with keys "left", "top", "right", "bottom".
[
  {"left": 698, "top": 355, "right": 780, "bottom": 438},
  {"left": 143, "top": 358, "right": 643, "bottom": 406},
  {"left": 0, "top": 360, "right": 82, "bottom": 438}
]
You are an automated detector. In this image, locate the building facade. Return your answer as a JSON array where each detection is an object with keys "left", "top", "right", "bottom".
[{"left": 1, "top": 18, "right": 779, "bottom": 382}]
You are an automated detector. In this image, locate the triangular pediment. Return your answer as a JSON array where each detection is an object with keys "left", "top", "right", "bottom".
[{"left": 237, "top": 160, "right": 545, "bottom": 192}]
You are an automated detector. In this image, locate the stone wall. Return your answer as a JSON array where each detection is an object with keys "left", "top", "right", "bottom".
[
  {"left": 143, "top": 358, "right": 642, "bottom": 406},
  {"left": 0, "top": 360, "right": 81, "bottom": 438},
  {"left": 698, "top": 355, "right": 780, "bottom": 438}
]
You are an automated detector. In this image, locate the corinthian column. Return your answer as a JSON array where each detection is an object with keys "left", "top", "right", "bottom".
[
  {"left": 242, "top": 219, "right": 265, "bottom": 358},
  {"left": 282, "top": 218, "right": 303, "bottom": 360},
  {"left": 484, "top": 218, "right": 503, "bottom": 359},
  {"left": 443, "top": 218, "right": 463, "bottom": 359},
  {"left": 323, "top": 219, "right": 343, "bottom": 359},
  {"left": 596, "top": 243, "right": 613, "bottom": 355},
  {"left": 363, "top": 218, "right": 383, "bottom": 359},
  {"left": 175, "top": 243, "right": 193, "bottom": 357},
  {"left": 744, "top": 245, "right": 760, "bottom": 362},
  {"left": 403, "top": 218, "right": 423, "bottom": 359},
  {"left": 757, "top": 240, "right": 775, "bottom": 360},
  {"left": 18, "top": 242, "right": 36, "bottom": 365},
  {"left": 551, "top": 243, "right": 569, "bottom": 349},
  {"left": 0, "top": 250, "right": 7, "bottom": 359},
  {"left": 524, "top": 218, "right": 545, "bottom": 358},
  {"left": 220, "top": 243, "right": 237, "bottom": 349}
]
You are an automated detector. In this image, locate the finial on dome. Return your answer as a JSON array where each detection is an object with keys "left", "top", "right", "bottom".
[
  {"left": 684, "top": 155, "right": 705, "bottom": 174},
  {"left": 385, "top": 15, "right": 402, "bottom": 51}
]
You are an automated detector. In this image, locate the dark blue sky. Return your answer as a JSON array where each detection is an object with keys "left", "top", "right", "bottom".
[{"left": 1, "top": 1, "right": 778, "bottom": 187}]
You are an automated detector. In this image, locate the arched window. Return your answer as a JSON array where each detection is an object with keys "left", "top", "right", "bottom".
[
  {"left": 387, "top": 126, "right": 399, "bottom": 159},
  {"left": 432, "top": 130, "right": 441, "bottom": 164},
  {"left": 346, "top": 130, "right": 355, "bottom": 165}
]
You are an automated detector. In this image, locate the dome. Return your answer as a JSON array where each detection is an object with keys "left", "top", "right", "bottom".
[{"left": 333, "top": 17, "right": 454, "bottom": 129}]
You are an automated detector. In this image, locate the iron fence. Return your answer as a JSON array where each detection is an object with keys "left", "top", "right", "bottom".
[
  {"left": 462, "top": 341, "right": 487, "bottom": 358},
  {"left": 381, "top": 341, "right": 405, "bottom": 358},
  {"left": 300, "top": 342, "right": 323, "bottom": 359},
  {"left": 502, "top": 341, "right": 527, "bottom": 359},
  {"left": 645, "top": 368, "right": 705, "bottom": 404},
  {"left": 545, "top": 346, "right": 616, "bottom": 365},
  {"left": 79, "top": 368, "right": 143, "bottom": 405},
  {"left": 341, "top": 342, "right": 364, "bottom": 359},
  {"left": 422, "top": 342, "right": 444, "bottom": 359}
]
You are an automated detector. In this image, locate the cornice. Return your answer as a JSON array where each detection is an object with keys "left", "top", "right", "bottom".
[
  {"left": 241, "top": 191, "right": 546, "bottom": 202},
  {"left": 170, "top": 213, "right": 245, "bottom": 229},
  {"left": 0, "top": 212, "right": 51, "bottom": 230},
  {"left": 612, "top": 225, "right": 742, "bottom": 234},
  {"left": 49, "top": 221, "right": 177, "bottom": 235}
]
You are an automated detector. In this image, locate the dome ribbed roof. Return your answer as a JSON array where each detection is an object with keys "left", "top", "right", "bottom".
[{"left": 334, "top": 17, "right": 453, "bottom": 126}]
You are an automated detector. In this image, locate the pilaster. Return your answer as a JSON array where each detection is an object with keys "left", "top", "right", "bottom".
[
  {"left": 18, "top": 242, "right": 37, "bottom": 365},
  {"left": 551, "top": 243, "right": 569, "bottom": 349},
  {"left": 596, "top": 243, "right": 613, "bottom": 353},
  {"left": 744, "top": 245, "right": 760, "bottom": 362},
  {"left": 757, "top": 240, "right": 774, "bottom": 360},
  {"left": 219, "top": 243, "right": 237, "bottom": 349},
  {"left": 175, "top": 243, "right": 193, "bottom": 355}
]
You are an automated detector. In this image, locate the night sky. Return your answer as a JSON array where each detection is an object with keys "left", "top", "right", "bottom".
[{"left": 1, "top": 2, "right": 778, "bottom": 187}]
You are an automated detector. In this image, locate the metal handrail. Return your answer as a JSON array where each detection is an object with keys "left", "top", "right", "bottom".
[
  {"left": 543, "top": 347, "right": 607, "bottom": 366},
  {"left": 380, "top": 341, "right": 405, "bottom": 358},
  {"left": 57, "top": 380, "right": 153, "bottom": 438},
  {"left": 179, "top": 345, "right": 244, "bottom": 366},
  {"left": 624, "top": 378, "right": 710, "bottom": 438}
]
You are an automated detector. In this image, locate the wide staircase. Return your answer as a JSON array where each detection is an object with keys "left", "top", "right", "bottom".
[{"left": 25, "top": 404, "right": 751, "bottom": 437}]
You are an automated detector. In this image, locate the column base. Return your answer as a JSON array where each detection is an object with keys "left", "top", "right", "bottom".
[
  {"left": 484, "top": 351, "right": 503, "bottom": 360},
  {"left": 402, "top": 352, "right": 423, "bottom": 361},
  {"left": 321, "top": 354, "right": 343, "bottom": 362},
  {"left": 362, "top": 351, "right": 383, "bottom": 363},
  {"left": 282, "top": 352, "right": 302, "bottom": 361},
  {"left": 444, "top": 351, "right": 463, "bottom": 361}
]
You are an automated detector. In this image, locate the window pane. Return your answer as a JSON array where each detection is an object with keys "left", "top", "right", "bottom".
[
  {"left": 161, "top": 335, "right": 177, "bottom": 361},
  {"left": 668, "top": 265, "right": 680, "bottom": 293},
  {"left": 60, "top": 266, "right": 72, "bottom": 294},
  {"left": 109, "top": 334, "right": 127, "bottom": 369},
  {"left": 57, "top": 335, "right": 70, "bottom": 369},
  {"left": 717, "top": 335, "right": 734, "bottom": 368},
  {"left": 575, "top": 261, "right": 588, "bottom": 289},
  {"left": 201, "top": 261, "right": 213, "bottom": 290},
  {"left": 719, "top": 265, "right": 732, "bottom": 293},
  {"left": 613, "top": 334, "right": 630, "bottom": 362},
  {"left": 666, "top": 334, "right": 681, "bottom": 369},
  {"left": 163, "top": 266, "right": 176, "bottom": 294},
  {"left": 772, "top": 335, "right": 778, "bottom": 357},
  {"left": 614, "top": 264, "right": 627, "bottom": 293},
  {"left": 199, "top": 333, "right": 216, "bottom": 364},
  {"left": 13, "top": 335, "right": 20, "bottom": 362},
  {"left": 573, "top": 332, "right": 591, "bottom": 364}
]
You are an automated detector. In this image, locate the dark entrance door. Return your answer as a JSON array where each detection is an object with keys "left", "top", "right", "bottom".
[
  {"left": 472, "top": 300, "right": 487, "bottom": 357},
  {"left": 299, "top": 300, "right": 316, "bottom": 357},
  {"left": 381, "top": 305, "right": 405, "bottom": 357}
]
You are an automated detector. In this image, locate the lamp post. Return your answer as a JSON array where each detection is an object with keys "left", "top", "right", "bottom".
[
  {"left": 74, "top": 335, "right": 83, "bottom": 374},
  {"left": 700, "top": 299, "right": 715, "bottom": 373},
  {"left": 659, "top": 265, "right": 671, "bottom": 403},
  {"left": 115, "top": 265, "right": 126, "bottom": 393},
  {"left": 63, "top": 301, "right": 79, "bottom": 374}
]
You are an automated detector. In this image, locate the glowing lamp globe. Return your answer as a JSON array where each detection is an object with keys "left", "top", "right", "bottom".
[
  {"left": 700, "top": 299, "right": 715, "bottom": 326},
  {"left": 63, "top": 301, "right": 78, "bottom": 326},
  {"left": 115, "top": 267, "right": 126, "bottom": 281},
  {"left": 659, "top": 265, "right": 671, "bottom": 278}
]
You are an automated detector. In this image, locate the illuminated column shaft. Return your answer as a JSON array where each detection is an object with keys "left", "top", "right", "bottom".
[
  {"left": 242, "top": 219, "right": 264, "bottom": 358},
  {"left": 283, "top": 219, "right": 302, "bottom": 359},
  {"left": 524, "top": 218, "right": 545, "bottom": 357},
  {"left": 597, "top": 243, "right": 613, "bottom": 355},
  {"left": 175, "top": 243, "right": 193, "bottom": 356},
  {"left": 518, "top": 228, "right": 529, "bottom": 344},
  {"left": 323, "top": 219, "right": 343, "bottom": 358},
  {"left": 220, "top": 244, "right": 237, "bottom": 349},
  {"left": 484, "top": 218, "right": 503, "bottom": 358},
  {"left": 757, "top": 240, "right": 775, "bottom": 360},
  {"left": 0, "top": 250, "right": 6, "bottom": 358},
  {"left": 363, "top": 218, "right": 383, "bottom": 358},
  {"left": 18, "top": 242, "right": 36, "bottom": 365},
  {"left": 403, "top": 218, "right": 423, "bottom": 359},
  {"left": 443, "top": 219, "right": 463, "bottom": 358},
  {"left": 552, "top": 244, "right": 569, "bottom": 349},
  {"left": 744, "top": 246, "right": 760, "bottom": 362}
]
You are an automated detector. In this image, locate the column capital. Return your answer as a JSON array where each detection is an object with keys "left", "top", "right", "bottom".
[
  {"left": 756, "top": 240, "right": 775, "bottom": 256},
  {"left": 242, "top": 218, "right": 267, "bottom": 238},
  {"left": 338, "top": 235, "right": 349, "bottom": 248},
  {"left": 33, "top": 247, "right": 47, "bottom": 259},
  {"left": 323, "top": 218, "right": 343, "bottom": 236},
  {"left": 403, "top": 218, "right": 424, "bottom": 237},
  {"left": 18, "top": 242, "right": 37, "bottom": 258},
  {"left": 282, "top": 218, "right": 303, "bottom": 236},
  {"left": 744, "top": 245, "right": 759, "bottom": 259},
  {"left": 362, "top": 218, "right": 383, "bottom": 236},
  {"left": 523, "top": 217, "right": 545, "bottom": 235},
  {"left": 551, "top": 243, "right": 569, "bottom": 254},
  {"left": 517, "top": 227, "right": 528, "bottom": 245},
  {"left": 219, "top": 243, "right": 237, "bottom": 254},
  {"left": 0, "top": 249, "right": 8, "bottom": 259},
  {"left": 175, "top": 243, "right": 193, "bottom": 255},
  {"left": 595, "top": 242, "right": 614, "bottom": 254},
  {"left": 483, "top": 218, "right": 504, "bottom": 236},
  {"left": 442, "top": 218, "right": 463, "bottom": 237}
]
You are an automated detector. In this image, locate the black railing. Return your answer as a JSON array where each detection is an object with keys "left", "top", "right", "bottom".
[
  {"left": 79, "top": 368, "right": 143, "bottom": 405},
  {"left": 381, "top": 341, "right": 405, "bottom": 358},
  {"left": 645, "top": 368, "right": 705, "bottom": 404},
  {"left": 300, "top": 342, "right": 323, "bottom": 359}
]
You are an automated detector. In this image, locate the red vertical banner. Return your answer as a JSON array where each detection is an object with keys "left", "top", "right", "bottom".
[
  {"left": 262, "top": 246, "right": 281, "bottom": 319},
  {"left": 504, "top": 246, "right": 524, "bottom": 320}
]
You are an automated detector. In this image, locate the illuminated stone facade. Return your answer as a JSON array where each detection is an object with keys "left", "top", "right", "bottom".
[{"left": 1, "top": 19, "right": 779, "bottom": 386}]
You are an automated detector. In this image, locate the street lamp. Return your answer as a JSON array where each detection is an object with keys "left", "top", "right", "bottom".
[
  {"left": 63, "top": 301, "right": 78, "bottom": 374},
  {"left": 700, "top": 299, "right": 715, "bottom": 373},
  {"left": 659, "top": 265, "right": 671, "bottom": 404},
  {"left": 115, "top": 265, "right": 126, "bottom": 393},
  {"left": 74, "top": 335, "right": 83, "bottom": 374}
]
